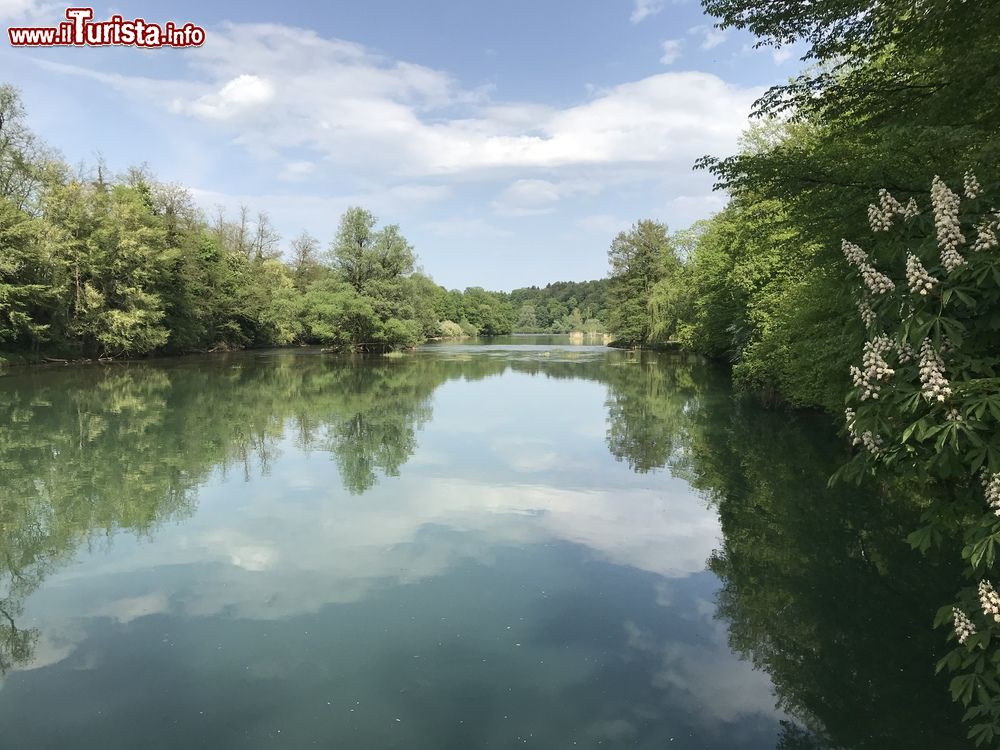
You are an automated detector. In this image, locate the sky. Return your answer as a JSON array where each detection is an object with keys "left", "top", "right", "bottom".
[{"left": 0, "top": 0, "right": 803, "bottom": 290}]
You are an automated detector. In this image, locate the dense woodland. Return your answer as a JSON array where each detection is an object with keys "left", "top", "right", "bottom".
[
  {"left": 0, "top": 91, "right": 615, "bottom": 360},
  {"left": 602, "top": 0, "right": 999, "bottom": 410}
]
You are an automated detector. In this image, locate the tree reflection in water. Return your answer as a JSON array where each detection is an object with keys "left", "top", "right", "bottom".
[{"left": 0, "top": 348, "right": 972, "bottom": 748}]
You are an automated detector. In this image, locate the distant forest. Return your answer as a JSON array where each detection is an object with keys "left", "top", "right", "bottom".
[{"left": 508, "top": 279, "right": 609, "bottom": 333}]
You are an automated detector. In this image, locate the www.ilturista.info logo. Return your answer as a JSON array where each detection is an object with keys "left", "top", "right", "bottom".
[{"left": 8, "top": 7, "right": 205, "bottom": 47}]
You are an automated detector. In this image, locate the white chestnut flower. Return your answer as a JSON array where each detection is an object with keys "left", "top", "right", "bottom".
[
  {"left": 983, "top": 471, "right": 1000, "bottom": 518},
  {"left": 954, "top": 607, "right": 977, "bottom": 645},
  {"left": 858, "top": 430, "right": 883, "bottom": 455},
  {"left": 844, "top": 408, "right": 883, "bottom": 455},
  {"left": 895, "top": 340, "right": 916, "bottom": 364},
  {"left": 842, "top": 239, "right": 869, "bottom": 267},
  {"left": 973, "top": 219, "right": 998, "bottom": 253},
  {"left": 931, "top": 176, "right": 967, "bottom": 272},
  {"left": 980, "top": 580, "right": 1000, "bottom": 623},
  {"left": 905, "top": 253, "right": 937, "bottom": 295},
  {"left": 842, "top": 240, "right": 893, "bottom": 294},
  {"left": 851, "top": 335, "right": 895, "bottom": 400},
  {"left": 868, "top": 203, "right": 892, "bottom": 232},
  {"left": 857, "top": 298, "right": 876, "bottom": 328},
  {"left": 918, "top": 339, "right": 951, "bottom": 402},
  {"left": 964, "top": 171, "right": 982, "bottom": 200}
]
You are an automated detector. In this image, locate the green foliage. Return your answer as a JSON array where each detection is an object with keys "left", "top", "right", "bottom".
[
  {"left": 459, "top": 286, "right": 515, "bottom": 336},
  {"left": 686, "top": 0, "right": 1000, "bottom": 411},
  {"left": 679, "top": 0, "right": 1000, "bottom": 736},
  {"left": 836, "top": 175, "right": 1000, "bottom": 744},
  {"left": 0, "top": 85, "right": 625, "bottom": 359},
  {"left": 0, "top": 198, "right": 50, "bottom": 349},
  {"left": 437, "top": 319, "right": 465, "bottom": 338},
  {"left": 328, "top": 207, "right": 415, "bottom": 294},
  {"left": 681, "top": 0, "right": 1000, "bottom": 733},
  {"left": 606, "top": 220, "right": 681, "bottom": 345},
  {"left": 0, "top": 87, "right": 468, "bottom": 358},
  {"left": 509, "top": 279, "right": 610, "bottom": 332}
]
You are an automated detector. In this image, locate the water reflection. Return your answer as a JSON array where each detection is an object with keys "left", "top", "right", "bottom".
[
  {"left": 0, "top": 343, "right": 971, "bottom": 748},
  {"left": 680, "top": 395, "right": 969, "bottom": 748}
]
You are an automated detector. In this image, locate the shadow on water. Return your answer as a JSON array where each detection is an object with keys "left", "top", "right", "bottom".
[{"left": 0, "top": 344, "right": 970, "bottom": 748}]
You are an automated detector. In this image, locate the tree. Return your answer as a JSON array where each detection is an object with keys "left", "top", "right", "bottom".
[
  {"left": 606, "top": 220, "right": 679, "bottom": 345},
  {"left": 2, "top": 89, "right": 624, "bottom": 361},
  {"left": 516, "top": 303, "right": 538, "bottom": 331},
  {"left": 250, "top": 210, "right": 281, "bottom": 262},
  {"left": 461, "top": 287, "right": 515, "bottom": 336},
  {"left": 329, "top": 207, "right": 380, "bottom": 292},
  {"left": 41, "top": 180, "right": 171, "bottom": 357},
  {"left": 0, "top": 198, "right": 50, "bottom": 350},
  {"left": 289, "top": 231, "right": 324, "bottom": 291},
  {"left": 0, "top": 84, "right": 55, "bottom": 211}
]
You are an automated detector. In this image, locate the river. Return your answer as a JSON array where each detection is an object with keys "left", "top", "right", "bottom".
[{"left": 0, "top": 338, "right": 969, "bottom": 748}]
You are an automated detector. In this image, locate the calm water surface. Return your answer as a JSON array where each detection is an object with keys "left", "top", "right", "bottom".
[{"left": 0, "top": 338, "right": 969, "bottom": 748}]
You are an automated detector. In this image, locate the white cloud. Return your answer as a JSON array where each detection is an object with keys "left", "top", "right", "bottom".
[
  {"left": 660, "top": 39, "right": 683, "bottom": 65},
  {"left": 493, "top": 179, "right": 562, "bottom": 216},
  {"left": 94, "top": 592, "right": 170, "bottom": 623},
  {"left": 772, "top": 47, "right": 794, "bottom": 64},
  {"left": 578, "top": 214, "right": 631, "bottom": 236},
  {"left": 202, "top": 529, "right": 279, "bottom": 571},
  {"left": 688, "top": 24, "right": 727, "bottom": 50},
  {"left": 630, "top": 0, "right": 664, "bottom": 24},
  {"left": 186, "top": 182, "right": 452, "bottom": 240},
  {"left": 178, "top": 74, "right": 276, "bottom": 120},
  {"left": 0, "top": 0, "right": 56, "bottom": 21},
  {"left": 58, "top": 472, "right": 722, "bottom": 623},
  {"left": 40, "top": 23, "right": 760, "bottom": 182},
  {"left": 491, "top": 178, "right": 599, "bottom": 217},
  {"left": 666, "top": 193, "right": 727, "bottom": 226},
  {"left": 423, "top": 217, "right": 511, "bottom": 239},
  {"left": 278, "top": 160, "right": 316, "bottom": 182},
  {"left": 387, "top": 183, "right": 453, "bottom": 204}
]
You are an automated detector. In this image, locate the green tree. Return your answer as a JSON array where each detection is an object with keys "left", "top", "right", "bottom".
[
  {"left": 289, "top": 231, "right": 324, "bottom": 292},
  {"left": 516, "top": 303, "right": 538, "bottom": 331},
  {"left": 0, "top": 199, "right": 50, "bottom": 351},
  {"left": 461, "top": 287, "right": 515, "bottom": 336},
  {"left": 606, "top": 220, "right": 679, "bottom": 345},
  {"left": 329, "top": 207, "right": 415, "bottom": 293}
]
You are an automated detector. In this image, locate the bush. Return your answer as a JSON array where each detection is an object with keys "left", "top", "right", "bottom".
[{"left": 437, "top": 320, "right": 465, "bottom": 338}]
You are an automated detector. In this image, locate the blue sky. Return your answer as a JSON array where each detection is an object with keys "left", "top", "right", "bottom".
[{"left": 1, "top": 0, "right": 802, "bottom": 289}]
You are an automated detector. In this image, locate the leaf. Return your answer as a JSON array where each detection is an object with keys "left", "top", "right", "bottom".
[{"left": 952, "top": 674, "right": 977, "bottom": 706}]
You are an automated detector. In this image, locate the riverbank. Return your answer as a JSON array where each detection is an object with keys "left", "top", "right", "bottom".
[
  {"left": 0, "top": 332, "right": 621, "bottom": 370},
  {"left": 606, "top": 339, "right": 683, "bottom": 352}
]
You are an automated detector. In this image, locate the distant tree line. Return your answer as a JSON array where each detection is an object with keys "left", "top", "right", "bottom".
[{"left": 508, "top": 279, "right": 610, "bottom": 333}]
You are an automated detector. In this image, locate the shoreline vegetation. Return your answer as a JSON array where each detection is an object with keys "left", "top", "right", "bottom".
[
  {"left": 0, "top": 85, "right": 613, "bottom": 368},
  {"left": 0, "top": 330, "right": 618, "bottom": 370}
]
